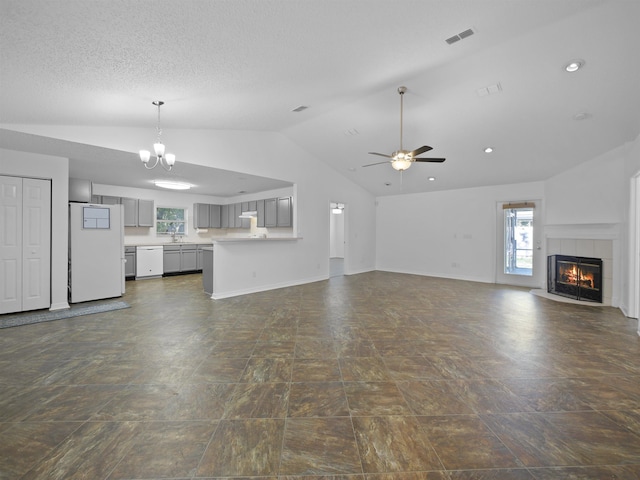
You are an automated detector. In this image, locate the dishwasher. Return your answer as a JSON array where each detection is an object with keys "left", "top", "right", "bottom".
[{"left": 136, "top": 245, "right": 163, "bottom": 278}]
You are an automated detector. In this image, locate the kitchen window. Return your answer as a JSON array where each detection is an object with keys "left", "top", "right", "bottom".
[{"left": 156, "top": 207, "right": 187, "bottom": 236}]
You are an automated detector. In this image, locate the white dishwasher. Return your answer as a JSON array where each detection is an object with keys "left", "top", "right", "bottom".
[{"left": 136, "top": 246, "right": 163, "bottom": 278}]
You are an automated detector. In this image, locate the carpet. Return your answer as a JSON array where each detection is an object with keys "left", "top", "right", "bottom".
[{"left": 0, "top": 301, "right": 130, "bottom": 329}]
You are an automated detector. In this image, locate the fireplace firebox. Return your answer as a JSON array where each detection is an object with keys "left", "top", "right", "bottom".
[{"left": 547, "top": 255, "right": 603, "bottom": 303}]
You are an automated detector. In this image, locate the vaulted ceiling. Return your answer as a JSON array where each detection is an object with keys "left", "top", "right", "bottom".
[{"left": 1, "top": 0, "right": 639, "bottom": 196}]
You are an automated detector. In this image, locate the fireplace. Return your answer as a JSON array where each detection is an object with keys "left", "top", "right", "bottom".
[{"left": 547, "top": 255, "right": 603, "bottom": 303}]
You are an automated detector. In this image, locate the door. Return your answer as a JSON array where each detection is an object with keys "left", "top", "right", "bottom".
[
  {"left": 0, "top": 176, "right": 51, "bottom": 314},
  {"left": 496, "top": 200, "right": 543, "bottom": 288},
  {"left": 22, "top": 178, "right": 51, "bottom": 311}
]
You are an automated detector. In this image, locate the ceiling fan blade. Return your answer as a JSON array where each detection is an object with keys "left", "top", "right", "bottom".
[
  {"left": 362, "top": 160, "right": 392, "bottom": 167},
  {"left": 414, "top": 157, "right": 446, "bottom": 163},
  {"left": 409, "top": 145, "right": 433, "bottom": 156},
  {"left": 368, "top": 152, "right": 393, "bottom": 159}
]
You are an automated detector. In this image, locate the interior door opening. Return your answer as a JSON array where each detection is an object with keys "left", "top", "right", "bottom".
[{"left": 329, "top": 202, "right": 345, "bottom": 277}]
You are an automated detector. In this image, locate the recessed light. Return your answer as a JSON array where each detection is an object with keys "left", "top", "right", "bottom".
[
  {"left": 564, "top": 59, "right": 585, "bottom": 72},
  {"left": 484, "top": 147, "right": 493, "bottom": 153},
  {"left": 428, "top": 177, "right": 436, "bottom": 181},
  {"left": 154, "top": 180, "right": 191, "bottom": 190}
]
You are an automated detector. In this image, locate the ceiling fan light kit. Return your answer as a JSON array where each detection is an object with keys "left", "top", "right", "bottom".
[
  {"left": 364, "top": 86, "right": 446, "bottom": 172},
  {"left": 140, "top": 101, "right": 176, "bottom": 171}
]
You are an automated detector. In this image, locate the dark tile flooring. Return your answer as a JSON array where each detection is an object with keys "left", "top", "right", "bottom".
[{"left": 1, "top": 272, "right": 639, "bottom": 479}]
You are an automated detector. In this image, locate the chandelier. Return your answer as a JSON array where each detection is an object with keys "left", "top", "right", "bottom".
[{"left": 139, "top": 101, "right": 176, "bottom": 171}]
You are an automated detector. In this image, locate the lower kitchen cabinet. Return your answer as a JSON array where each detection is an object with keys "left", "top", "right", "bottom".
[
  {"left": 163, "top": 245, "right": 181, "bottom": 274},
  {"left": 163, "top": 244, "right": 201, "bottom": 274},
  {"left": 181, "top": 245, "right": 197, "bottom": 271},
  {"left": 124, "top": 246, "right": 136, "bottom": 278},
  {"left": 196, "top": 244, "right": 211, "bottom": 271}
]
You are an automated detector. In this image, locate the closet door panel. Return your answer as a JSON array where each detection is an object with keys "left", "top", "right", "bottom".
[
  {"left": 22, "top": 178, "right": 51, "bottom": 311},
  {"left": 0, "top": 176, "right": 22, "bottom": 313}
]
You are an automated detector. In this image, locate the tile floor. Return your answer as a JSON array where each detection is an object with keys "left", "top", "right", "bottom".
[{"left": 1, "top": 272, "right": 639, "bottom": 479}]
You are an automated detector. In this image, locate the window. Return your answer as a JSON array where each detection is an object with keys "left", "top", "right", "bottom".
[
  {"left": 503, "top": 205, "right": 533, "bottom": 276},
  {"left": 156, "top": 207, "right": 187, "bottom": 236}
]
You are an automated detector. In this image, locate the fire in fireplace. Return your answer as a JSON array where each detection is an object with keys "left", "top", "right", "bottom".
[{"left": 548, "top": 255, "right": 603, "bottom": 303}]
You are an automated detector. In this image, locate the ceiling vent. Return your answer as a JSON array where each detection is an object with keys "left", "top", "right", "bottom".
[
  {"left": 446, "top": 28, "right": 475, "bottom": 45},
  {"left": 291, "top": 105, "right": 309, "bottom": 113}
]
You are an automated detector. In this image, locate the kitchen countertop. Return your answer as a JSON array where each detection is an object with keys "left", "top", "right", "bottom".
[{"left": 211, "top": 237, "right": 301, "bottom": 243}]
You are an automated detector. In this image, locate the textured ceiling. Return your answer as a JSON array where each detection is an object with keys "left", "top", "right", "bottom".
[{"left": 1, "top": 0, "right": 639, "bottom": 196}]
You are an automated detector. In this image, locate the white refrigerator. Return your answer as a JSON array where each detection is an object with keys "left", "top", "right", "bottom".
[{"left": 69, "top": 203, "right": 125, "bottom": 303}]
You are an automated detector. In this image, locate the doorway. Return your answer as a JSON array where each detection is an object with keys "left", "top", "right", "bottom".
[
  {"left": 329, "top": 202, "right": 345, "bottom": 277},
  {"left": 630, "top": 171, "right": 640, "bottom": 323},
  {"left": 496, "top": 200, "right": 543, "bottom": 288}
]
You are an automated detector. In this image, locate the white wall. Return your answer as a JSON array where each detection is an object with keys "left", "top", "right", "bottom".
[
  {"left": 0, "top": 148, "right": 69, "bottom": 310},
  {"left": 545, "top": 145, "right": 626, "bottom": 225},
  {"left": 1, "top": 125, "right": 377, "bottom": 296},
  {"left": 376, "top": 181, "right": 544, "bottom": 283}
]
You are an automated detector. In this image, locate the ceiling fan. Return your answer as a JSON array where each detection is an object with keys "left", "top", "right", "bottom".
[{"left": 364, "top": 86, "right": 445, "bottom": 171}]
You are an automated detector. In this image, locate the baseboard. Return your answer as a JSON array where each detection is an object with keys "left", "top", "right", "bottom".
[
  {"left": 49, "top": 302, "right": 70, "bottom": 311},
  {"left": 211, "top": 274, "right": 328, "bottom": 300}
]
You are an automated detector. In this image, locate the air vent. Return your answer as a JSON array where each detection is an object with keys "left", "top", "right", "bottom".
[
  {"left": 446, "top": 28, "right": 475, "bottom": 45},
  {"left": 476, "top": 82, "right": 502, "bottom": 97},
  {"left": 291, "top": 105, "right": 309, "bottom": 112}
]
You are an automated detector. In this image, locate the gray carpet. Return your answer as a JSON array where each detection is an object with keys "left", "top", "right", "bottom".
[{"left": 0, "top": 301, "right": 130, "bottom": 329}]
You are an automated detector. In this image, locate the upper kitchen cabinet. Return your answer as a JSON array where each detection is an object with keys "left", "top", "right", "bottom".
[
  {"left": 256, "top": 199, "right": 265, "bottom": 228},
  {"left": 264, "top": 198, "right": 277, "bottom": 228},
  {"left": 194, "top": 203, "right": 222, "bottom": 229},
  {"left": 220, "top": 204, "right": 229, "bottom": 228},
  {"left": 209, "top": 204, "right": 221, "bottom": 228},
  {"left": 138, "top": 199, "right": 154, "bottom": 227},
  {"left": 122, "top": 197, "right": 154, "bottom": 227},
  {"left": 194, "top": 203, "right": 210, "bottom": 229},
  {"left": 121, "top": 197, "right": 138, "bottom": 226},
  {"left": 277, "top": 197, "right": 292, "bottom": 227}
]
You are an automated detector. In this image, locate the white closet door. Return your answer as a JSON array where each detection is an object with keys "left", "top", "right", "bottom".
[
  {"left": 0, "top": 175, "right": 51, "bottom": 314},
  {"left": 0, "top": 176, "right": 23, "bottom": 314},
  {"left": 21, "top": 178, "right": 51, "bottom": 311}
]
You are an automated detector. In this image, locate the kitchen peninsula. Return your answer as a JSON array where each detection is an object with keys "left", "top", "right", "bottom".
[{"left": 203, "top": 236, "right": 303, "bottom": 299}]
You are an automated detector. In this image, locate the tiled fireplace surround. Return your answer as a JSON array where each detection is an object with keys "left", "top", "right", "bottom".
[{"left": 545, "top": 224, "right": 620, "bottom": 306}]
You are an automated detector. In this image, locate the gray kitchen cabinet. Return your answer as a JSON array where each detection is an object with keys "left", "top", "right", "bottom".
[
  {"left": 277, "top": 196, "right": 292, "bottom": 227},
  {"left": 256, "top": 199, "right": 265, "bottom": 227},
  {"left": 181, "top": 245, "right": 198, "bottom": 271},
  {"left": 234, "top": 203, "right": 243, "bottom": 228},
  {"left": 227, "top": 203, "right": 236, "bottom": 227},
  {"left": 91, "top": 194, "right": 101, "bottom": 203},
  {"left": 163, "top": 245, "right": 181, "bottom": 274},
  {"left": 220, "top": 204, "right": 229, "bottom": 228},
  {"left": 100, "top": 195, "right": 121, "bottom": 205},
  {"left": 194, "top": 203, "right": 221, "bottom": 229},
  {"left": 137, "top": 199, "right": 154, "bottom": 227},
  {"left": 124, "top": 246, "right": 136, "bottom": 278},
  {"left": 121, "top": 197, "right": 138, "bottom": 227},
  {"left": 209, "top": 205, "right": 221, "bottom": 228},
  {"left": 194, "top": 203, "right": 210, "bottom": 228},
  {"left": 164, "top": 244, "right": 199, "bottom": 274},
  {"left": 196, "top": 244, "right": 211, "bottom": 270},
  {"left": 240, "top": 202, "right": 250, "bottom": 229},
  {"left": 264, "top": 198, "right": 277, "bottom": 227}
]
